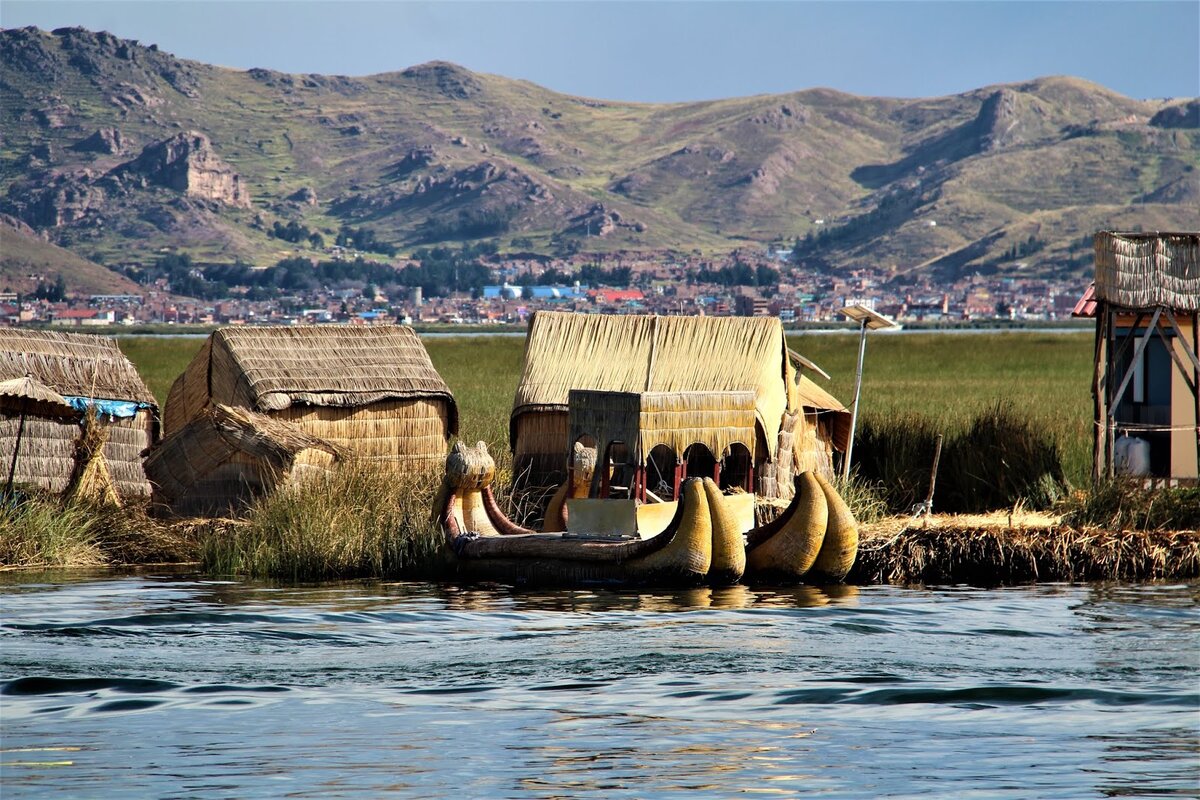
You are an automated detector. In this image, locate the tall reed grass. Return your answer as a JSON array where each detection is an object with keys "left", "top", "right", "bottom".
[
  {"left": 1063, "top": 481, "right": 1200, "bottom": 532},
  {"left": 0, "top": 494, "right": 104, "bottom": 568},
  {"left": 201, "top": 461, "right": 445, "bottom": 580},
  {"left": 0, "top": 491, "right": 202, "bottom": 568},
  {"left": 854, "top": 403, "right": 1068, "bottom": 514}
]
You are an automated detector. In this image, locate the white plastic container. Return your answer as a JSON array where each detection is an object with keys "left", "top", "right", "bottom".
[{"left": 1114, "top": 435, "right": 1151, "bottom": 477}]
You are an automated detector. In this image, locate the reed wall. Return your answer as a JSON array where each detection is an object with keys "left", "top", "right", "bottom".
[
  {"left": 275, "top": 398, "right": 452, "bottom": 472},
  {"left": 0, "top": 409, "right": 154, "bottom": 500}
]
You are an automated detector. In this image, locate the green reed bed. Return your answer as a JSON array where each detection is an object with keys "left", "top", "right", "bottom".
[
  {"left": 0, "top": 495, "right": 104, "bottom": 568},
  {"left": 201, "top": 462, "right": 445, "bottom": 580},
  {"left": 0, "top": 492, "right": 203, "bottom": 569},
  {"left": 117, "top": 336, "right": 206, "bottom": 408},
  {"left": 853, "top": 403, "right": 1069, "bottom": 514}
]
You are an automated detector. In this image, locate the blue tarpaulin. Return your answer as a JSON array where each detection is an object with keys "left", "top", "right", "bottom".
[{"left": 62, "top": 396, "right": 152, "bottom": 421}]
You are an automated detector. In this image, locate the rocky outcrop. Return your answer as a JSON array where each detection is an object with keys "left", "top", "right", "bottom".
[
  {"left": 976, "top": 89, "right": 1024, "bottom": 151},
  {"left": 9, "top": 171, "right": 108, "bottom": 227},
  {"left": 287, "top": 186, "right": 318, "bottom": 205},
  {"left": 401, "top": 61, "right": 482, "bottom": 99},
  {"left": 72, "top": 127, "right": 127, "bottom": 155},
  {"left": 565, "top": 203, "right": 646, "bottom": 237},
  {"left": 1149, "top": 100, "right": 1199, "bottom": 130},
  {"left": 116, "top": 132, "right": 250, "bottom": 207}
]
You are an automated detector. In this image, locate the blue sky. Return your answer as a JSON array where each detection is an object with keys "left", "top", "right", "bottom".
[{"left": 4, "top": 1, "right": 1197, "bottom": 101}]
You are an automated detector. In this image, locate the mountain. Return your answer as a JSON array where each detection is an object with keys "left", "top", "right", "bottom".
[{"left": 1, "top": 25, "right": 1196, "bottom": 284}]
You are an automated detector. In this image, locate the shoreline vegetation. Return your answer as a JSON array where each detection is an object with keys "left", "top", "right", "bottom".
[{"left": 3, "top": 332, "right": 1197, "bottom": 584}]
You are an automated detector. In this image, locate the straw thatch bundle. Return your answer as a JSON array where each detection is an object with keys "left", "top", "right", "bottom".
[
  {"left": 164, "top": 325, "right": 457, "bottom": 473},
  {"left": 511, "top": 311, "right": 848, "bottom": 492},
  {"left": 0, "top": 329, "right": 157, "bottom": 500},
  {"left": 147, "top": 404, "right": 342, "bottom": 518},
  {"left": 1094, "top": 231, "right": 1200, "bottom": 311},
  {"left": 65, "top": 408, "right": 122, "bottom": 507}
]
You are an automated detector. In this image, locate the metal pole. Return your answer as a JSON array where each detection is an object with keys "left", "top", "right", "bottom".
[{"left": 842, "top": 318, "right": 869, "bottom": 479}]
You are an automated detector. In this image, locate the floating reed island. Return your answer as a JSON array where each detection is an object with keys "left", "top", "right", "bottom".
[
  {"left": 2, "top": 306, "right": 1199, "bottom": 585},
  {"left": 848, "top": 512, "right": 1200, "bottom": 586}
]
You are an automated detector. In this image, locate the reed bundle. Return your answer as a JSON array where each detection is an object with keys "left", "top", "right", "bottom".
[
  {"left": 146, "top": 404, "right": 342, "bottom": 518},
  {"left": 850, "top": 523, "right": 1200, "bottom": 585},
  {"left": 1093, "top": 231, "right": 1200, "bottom": 311}
]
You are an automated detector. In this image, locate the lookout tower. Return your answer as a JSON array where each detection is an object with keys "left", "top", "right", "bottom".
[{"left": 1078, "top": 231, "right": 1199, "bottom": 483}]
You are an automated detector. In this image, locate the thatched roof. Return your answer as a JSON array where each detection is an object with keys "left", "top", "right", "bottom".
[
  {"left": 1094, "top": 231, "right": 1200, "bottom": 311},
  {"left": 167, "top": 325, "right": 457, "bottom": 429},
  {"left": 512, "top": 312, "right": 847, "bottom": 455},
  {"left": 0, "top": 329, "right": 156, "bottom": 405},
  {"left": 794, "top": 375, "right": 852, "bottom": 453},
  {"left": 568, "top": 389, "right": 758, "bottom": 463}
]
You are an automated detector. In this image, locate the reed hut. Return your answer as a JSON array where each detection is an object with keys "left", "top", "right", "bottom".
[
  {"left": 1080, "top": 231, "right": 1199, "bottom": 483},
  {"left": 146, "top": 404, "right": 341, "bottom": 517},
  {"left": 510, "top": 312, "right": 850, "bottom": 498},
  {"left": 0, "top": 329, "right": 157, "bottom": 500},
  {"left": 164, "top": 325, "right": 457, "bottom": 472}
]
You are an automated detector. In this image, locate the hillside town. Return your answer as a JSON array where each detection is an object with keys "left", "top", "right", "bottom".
[{"left": 2, "top": 248, "right": 1091, "bottom": 328}]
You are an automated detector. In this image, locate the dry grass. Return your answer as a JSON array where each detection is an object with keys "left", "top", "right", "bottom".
[
  {"left": 1062, "top": 481, "right": 1200, "bottom": 532},
  {"left": 851, "top": 512, "right": 1200, "bottom": 586}
]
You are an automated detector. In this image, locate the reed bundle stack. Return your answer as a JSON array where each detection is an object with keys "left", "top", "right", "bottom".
[
  {"left": 0, "top": 329, "right": 157, "bottom": 501},
  {"left": 146, "top": 404, "right": 342, "bottom": 517},
  {"left": 164, "top": 325, "right": 457, "bottom": 473},
  {"left": 510, "top": 311, "right": 849, "bottom": 497}
]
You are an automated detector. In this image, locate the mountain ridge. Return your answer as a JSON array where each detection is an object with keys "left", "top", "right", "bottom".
[{"left": 1, "top": 25, "right": 1195, "bottom": 286}]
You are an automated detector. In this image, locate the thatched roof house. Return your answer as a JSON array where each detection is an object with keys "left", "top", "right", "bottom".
[
  {"left": 164, "top": 325, "right": 457, "bottom": 472},
  {"left": 0, "top": 329, "right": 158, "bottom": 500},
  {"left": 147, "top": 404, "right": 341, "bottom": 517},
  {"left": 510, "top": 312, "right": 849, "bottom": 497}
]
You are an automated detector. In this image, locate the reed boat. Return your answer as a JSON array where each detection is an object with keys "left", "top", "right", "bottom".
[{"left": 433, "top": 441, "right": 859, "bottom": 586}]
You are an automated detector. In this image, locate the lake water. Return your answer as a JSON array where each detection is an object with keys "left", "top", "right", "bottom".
[{"left": 1, "top": 574, "right": 1196, "bottom": 799}]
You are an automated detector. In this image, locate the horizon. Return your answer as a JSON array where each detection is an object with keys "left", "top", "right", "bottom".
[{"left": 3, "top": 1, "right": 1197, "bottom": 103}]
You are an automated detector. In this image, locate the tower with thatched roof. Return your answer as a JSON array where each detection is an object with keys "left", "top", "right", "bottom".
[
  {"left": 509, "top": 311, "right": 849, "bottom": 499},
  {"left": 0, "top": 329, "right": 158, "bottom": 501},
  {"left": 163, "top": 325, "right": 457, "bottom": 472},
  {"left": 1081, "top": 231, "right": 1199, "bottom": 483}
]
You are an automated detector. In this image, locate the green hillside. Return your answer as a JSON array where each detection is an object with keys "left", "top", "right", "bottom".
[
  {"left": 1, "top": 26, "right": 1196, "bottom": 280},
  {"left": 0, "top": 214, "right": 142, "bottom": 294}
]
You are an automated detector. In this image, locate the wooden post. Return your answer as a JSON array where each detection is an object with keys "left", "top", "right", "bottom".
[
  {"left": 713, "top": 460, "right": 721, "bottom": 485},
  {"left": 673, "top": 460, "right": 682, "bottom": 500},
  {"left": 1092, "top": 304, "right": 1107, "bottom": 484},
  {"left": 1105, "top": 303, "right": 1116, "bottom": 478},
  {"left": 842, "top": 318, "right": 869, "bottom": 479},
  {"left": 746, "top": 461, "right": 755, "bottom": 493}
]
